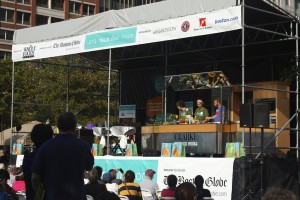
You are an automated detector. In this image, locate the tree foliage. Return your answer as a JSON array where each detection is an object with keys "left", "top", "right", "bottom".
[{"left": 0, "top": 55, "right": 119, "bottom": 131}]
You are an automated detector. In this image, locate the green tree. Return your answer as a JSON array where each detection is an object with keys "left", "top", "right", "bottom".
[{"left": 0, "top": 55, "right": 119, "bottom": 131}]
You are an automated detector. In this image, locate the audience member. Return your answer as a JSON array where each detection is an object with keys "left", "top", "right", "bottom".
[
  {"left": 94, "top": 166, "right": 105, "bottom": 185},
  {"left": 118, "top": 170, "right": 142, "bottom": 200},
  {"left": 263, "top": 187, "right": 296, "bottom": 200},
  {"left": 22, "top": 123, "right": 54, "bottom": 200},
  {"left": 31, "top": 112, "right": 94, "bottom": 200},
  {"left": 102, "top": 172, "right": 118, "bottom": 195},
  {"left": 140, "top": 169, "right": 159, "bottom": 200},
  {"left": 0, "top": 147, "right": 10, "bottom": 169},
  {"left": 95, "top": 190, "right": 120, "bottom": 200},
  {"left": 194, "top": 175, "right": 211, "bottom": 199},
  {"left": 86, "top": 168, "right": 107, "bottom": 199},
  {"left": 175, "top": 182, "right": 197, "bottom": 200},
  {"left": 0, "top": 169, "right": 19, "bottom": 200},
  {"left": 161, "top": 174, "right": 177, "bottom": 198},
  {"left": 109, "top": 168, "right": 123, "bottom": 185}
]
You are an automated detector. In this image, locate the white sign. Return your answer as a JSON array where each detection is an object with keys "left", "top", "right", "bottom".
[
  {"left": 157, "top": 157, "right": 234, "bottom": 200},
  {"left": 119, "top": 105, "right": 136, "bottom": 118},
  {"left": 12, "top": 6, "right": 241, "bottom": 62}
]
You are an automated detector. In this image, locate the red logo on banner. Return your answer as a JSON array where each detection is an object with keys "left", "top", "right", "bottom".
[
  {"left": 181, "top": 21, "right": 190, "bottom": 32},
  {"left": 199, "top": 18, "right": 206, "bottom": 27}
]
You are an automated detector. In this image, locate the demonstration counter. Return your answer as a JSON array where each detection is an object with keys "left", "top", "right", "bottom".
[{"left": 141, "top": 124, "right": 237, "bottom": 155}]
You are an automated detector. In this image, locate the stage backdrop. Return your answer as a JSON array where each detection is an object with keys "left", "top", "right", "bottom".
[{"left": 94, "top": 156, "right": 234, "bottom": 200}]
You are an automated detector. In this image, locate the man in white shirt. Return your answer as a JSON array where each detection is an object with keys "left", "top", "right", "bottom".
[{"left": 139, "top": 169, "right": 159, "bottom": 200}]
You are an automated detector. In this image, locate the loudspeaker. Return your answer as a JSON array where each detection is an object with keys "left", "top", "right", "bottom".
[
  {"left": 253, "top": 104, "right": 269, "bottom": 128},
  {"left": 240, "top": 104, "right": 253, "bottom": 127}
]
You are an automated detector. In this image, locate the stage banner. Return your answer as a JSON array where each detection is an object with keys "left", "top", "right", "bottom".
[
  {"left": 12, "top": 6, "right": 241, "bottom": 62},
  {"left": 157, "top": 157, "right": 234, "bottom": 200},
  {"left": 94, "top": 156, "right": 158, "bottom": 183}
]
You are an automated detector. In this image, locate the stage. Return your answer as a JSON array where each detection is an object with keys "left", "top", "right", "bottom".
[{"left": 94, "top": 156, "right": 299, "bottom": 200}]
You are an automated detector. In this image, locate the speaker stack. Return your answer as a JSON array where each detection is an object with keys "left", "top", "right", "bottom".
[
  {"left": 239, "top": 103, "right": 270, "bottom": 200},
  {"left": 240, "top": 103, "right": 269, "bottom": 128}
]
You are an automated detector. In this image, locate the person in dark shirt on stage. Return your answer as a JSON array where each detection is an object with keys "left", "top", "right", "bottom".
[
  {"left": 176, "top": 100, "right": 192, "bottom": 123},
  {"left": 23, "top": 124, "right": 54, "bottom": 200},
  {"left": 161, "top": 174, "right": 177, "bottom": 198},
  {"left": 31, "top": 112, "right": 94, "bottom": 200},
  {"left": 206, "top": 98, "right": 225, "bottom": 123},
  {"left": 194, "top": 175, "right": 211, "bottom": 200},
  {"left": 194, "top": 99, "right": 209, "bottom": 124}
]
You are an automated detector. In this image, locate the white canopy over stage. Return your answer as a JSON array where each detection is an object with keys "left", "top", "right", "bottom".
[{"left": 12, "top": 0, "right": 241, "bottom": 62}]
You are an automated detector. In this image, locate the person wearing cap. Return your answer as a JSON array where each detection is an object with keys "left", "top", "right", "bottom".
[
  {"left": 102, "top": 172, "right": 118, "bottom": 195},
  {"left": 139, "top": 169, "right": 159, "bottom": 200},
  {"left": 194, "top": 99, "right": 209, "bottom": 124}
]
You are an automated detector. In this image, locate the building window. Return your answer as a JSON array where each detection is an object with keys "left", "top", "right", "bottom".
[
  {"left": 36, "top": 0, "right": 49, "bottom": 8},
  {"left": 16, "top": 11, "right": 31, "bottom": 25},
  {"left": 83, "top": 4, "right": 95, "bottom": 16},
  {"left": 52, "top": 0, "right": 64, "bottom": 11},
  {"left": 0, "top": 29, "right": 14, "bottom": 40},
  {"left": 0, "top": 51, "right": 12, "bottom": 60},
  {"left": 0, "top": 8, "right": 14, "bottom": 23},
  {"left": 100, "top": 0, "right": 111, "bottom": 12},
  {"left": 17, "top": 0, "right": 31, "bottom": 4},
  {"left": 36, "top": 15, "right": 49, "bottom": 26},
  {"left": 69, "top": 2, "right": 81, "bottom": 14}
]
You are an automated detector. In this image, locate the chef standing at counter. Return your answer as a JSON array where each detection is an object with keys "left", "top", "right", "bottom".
[
  {"left": 194, "top": 99, "right": 209, "bottom": 124},
  {"left": 176, "top": 100, "right": 192, "bottom": 123}
]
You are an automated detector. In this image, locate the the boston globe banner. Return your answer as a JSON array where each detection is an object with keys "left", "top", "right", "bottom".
[
  {"left": 12, "top": 6, "right": 241, "bottom": 62},
  {"left": 94, "top": 156, "right": 234, "bottom": 200},
  {"left": 157, "top": 157, "right": 234, "bottom": 200}
]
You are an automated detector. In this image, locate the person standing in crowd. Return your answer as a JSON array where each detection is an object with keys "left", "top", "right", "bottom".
[
  {"left": 175, "top": 182, "right": 197, "bottom": 200},
  {"left": 139, "top": 169, "right": 159, "bottom": 200},
  {"left": 31, "top": 112, "right": 94, "bottom": 200},
  {"left": 0, "top": 169, "right": 19, "bottom": 200},
  {"left": 118, "top": 170, "right": 142, "bottom": 200},
  {"left": 22, "top": 124, "right": 54, "bottom": 200},
  {"left": 176, "top": 100, "right": 192, "bottom": 123},
  {"left": 161, "top": 174, "right": 177, "bottom": 198},
  {"left": 94, "top": 166, "right": 105, "bottom": 185},
  {"left": 194, "top": 99, "right": 209, "bottom": 124},
  {"left": 206, "top": 98, "right": 225, "bottom": 123},
  {"left": 85, "top": 168, "right": 107, "bottom": 199},
  {"left": 194, "top": 175, "right": 211, "bottom": 199},
  {"left": 263, "top": 187, "right": 296, "bottom": 200},
  {"left": 0, "top": 146, "right": 10, "bottom": 169}
]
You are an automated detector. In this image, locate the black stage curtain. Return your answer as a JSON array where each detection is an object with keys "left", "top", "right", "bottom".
[{"left": 232, "top": 157, "right": 299, "bottom": 200}]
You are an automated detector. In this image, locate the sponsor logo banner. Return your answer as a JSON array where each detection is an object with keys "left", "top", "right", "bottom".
[
  {"left": 12, "top": 6, "right": 241, "bottom": 62},
  {"left": 12, "top": 35, "right": 84, "bottom": 62},
  {"left": 84, "top": 27, "right": 137, "bottom": 50}
]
